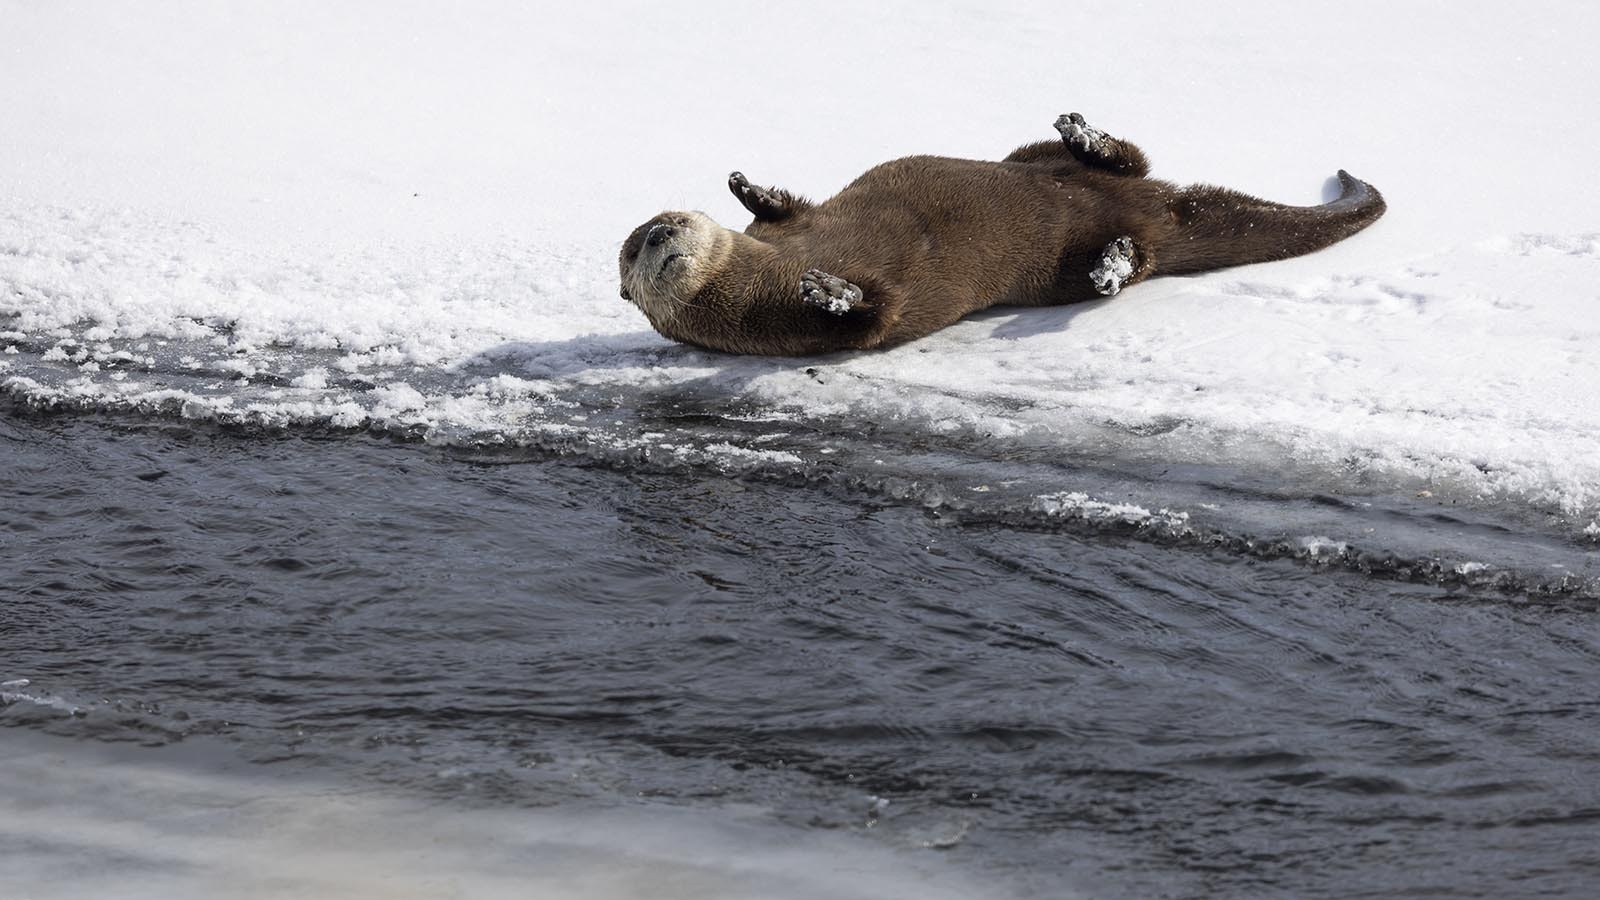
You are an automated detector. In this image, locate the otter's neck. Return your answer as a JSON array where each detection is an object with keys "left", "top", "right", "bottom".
[{"left": 659, "top": 232, "right": 812, "bottom": 354}]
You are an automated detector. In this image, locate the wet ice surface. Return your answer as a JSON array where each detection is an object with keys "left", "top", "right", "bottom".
[
  {"left": 4, "top": 413, "right": 1600, "bottom": 899},
  {"left": 0, "top": 731, "right": 997, "bottom": 900},
  {"left": 4, "top": 304, "right": 1598, "bottom": 601}
]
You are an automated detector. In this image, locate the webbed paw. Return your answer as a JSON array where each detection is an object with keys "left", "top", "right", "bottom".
[
  {"left": 800, "top": 268, "right": 865, "bottom": 315},
  {"left": 1054, "top": 112, "right": 1107, "bottom": 154},
  {"left": 1090, "top": 236, "right": 1137, "bottom": 296},
  {"left": 729, "top": 171, "right": 786, "bottom": 218}
]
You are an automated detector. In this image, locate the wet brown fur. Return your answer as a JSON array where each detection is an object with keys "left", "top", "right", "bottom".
[{"left": 619, "top": 121, "right": 1386, "bottom": 356}]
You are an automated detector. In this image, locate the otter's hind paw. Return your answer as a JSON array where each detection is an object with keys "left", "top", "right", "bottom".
[
  {"left": 1090, "top": 236, "right": 1137, "bottom": 296},
  {"left": 800, "top": 269, "right": 864, "bottom": 315},
  {"left": 1054, "top": 112, "right": 1106, "bottom": 154}
]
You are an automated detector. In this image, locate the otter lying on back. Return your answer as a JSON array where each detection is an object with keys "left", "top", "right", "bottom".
[{"left": 619, "top": 113, "right": 1385, "bottom": 356}]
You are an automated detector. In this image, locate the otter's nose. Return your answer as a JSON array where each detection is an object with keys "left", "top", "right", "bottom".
[{"left": 646, "top": 223, "right": 677, "bottom": 247}]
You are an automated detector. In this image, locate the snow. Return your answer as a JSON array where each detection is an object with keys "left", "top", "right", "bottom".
[
  {"left": 3, "top": 1, "right": 1599, "bottom": 526},
  {"left": 1298, "top": 536, "right": 1350, "bottom": 560},
  {"left": 290, "top": 367, "right": 330, "bottom": 390},
  {"left": 1033, "top": 492, "right": 1192, "bottom": 531}
]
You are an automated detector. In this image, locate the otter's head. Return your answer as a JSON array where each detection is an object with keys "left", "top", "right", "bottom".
[{"left": 618, "top": 211, "right": 734, "bottom": 323}]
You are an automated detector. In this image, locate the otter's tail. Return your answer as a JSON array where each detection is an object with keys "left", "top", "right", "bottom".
[{"left": 1159, "top": 171, "right": 1386, "bottom": 275}]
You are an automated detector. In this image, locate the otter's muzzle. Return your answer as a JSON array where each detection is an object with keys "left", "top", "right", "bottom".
[{"left": 646, "top": 222, "right": 677, "bottom": 247}]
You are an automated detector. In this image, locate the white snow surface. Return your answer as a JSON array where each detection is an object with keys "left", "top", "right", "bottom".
[{"left": 3, "top": 1, "right": 1599, "bottom": 522}]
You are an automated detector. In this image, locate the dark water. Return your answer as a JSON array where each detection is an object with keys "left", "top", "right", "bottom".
[{"left": 4, "top": 410, "right": 1599, "bottom": 899}]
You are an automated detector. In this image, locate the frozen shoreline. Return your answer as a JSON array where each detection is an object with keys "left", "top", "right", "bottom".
[{"left": 5, "top": 209, "right": 1598, "bottom": 533}]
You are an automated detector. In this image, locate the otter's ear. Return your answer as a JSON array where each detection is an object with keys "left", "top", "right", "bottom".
[{"left": 620, "top": 286, "right": 633, "bottom": 301}]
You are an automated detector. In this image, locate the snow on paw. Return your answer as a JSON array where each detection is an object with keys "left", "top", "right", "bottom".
[
  {"left": 1090, "top": 236, "right": 1137, "bottom": 296},
  {"left": 800, "top": 268, "right": 864, "bottom": 315},
  {"left": 1054, "top": 112, "right": 1106, "bottom": 154}
]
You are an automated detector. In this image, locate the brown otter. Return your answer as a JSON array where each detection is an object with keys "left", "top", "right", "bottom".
[{"left": 619, "top": 113, "right": 1385, "bottom": 355}]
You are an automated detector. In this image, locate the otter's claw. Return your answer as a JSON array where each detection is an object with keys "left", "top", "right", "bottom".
[
  {"left": 1090, "top": 236, "right": 1138, "bottom": 296},
  {"left": 1054, "top": 112, "right": 1106, "bottom": 154},
  {"left": 800, "top": 268, "right": 864, "bottom": 315}
]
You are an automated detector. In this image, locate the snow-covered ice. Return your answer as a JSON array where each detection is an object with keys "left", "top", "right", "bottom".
[{"left": 3, "top": 1, "right": 1599, "bottom": 540}]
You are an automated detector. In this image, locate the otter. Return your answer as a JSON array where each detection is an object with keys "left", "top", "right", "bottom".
[{"left": 619, "top": 113, "right": 1385, "bottom": 356}]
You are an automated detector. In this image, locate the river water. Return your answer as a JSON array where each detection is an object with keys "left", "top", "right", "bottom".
[{"left": 3, "top": 402, "right": 1597, "bottom": 899}]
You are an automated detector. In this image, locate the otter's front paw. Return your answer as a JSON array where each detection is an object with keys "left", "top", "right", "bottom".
[
  {"left": 1090, "top": 236, "right": 1137, "bottom": 296},
  {"left": 800, "top": 269, "right": 864, "bottom": 315},
  {"left": 1054, "top": 112, "right": 1106, "bottom": 154},
  {"left": 728, "top": 170, "right": 761, "bottom": 201},
  {"left": 729, "top": 171, "right": 785, "bottom": 217}
]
